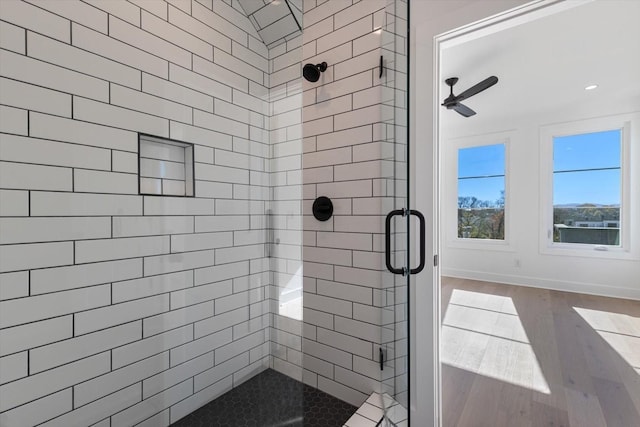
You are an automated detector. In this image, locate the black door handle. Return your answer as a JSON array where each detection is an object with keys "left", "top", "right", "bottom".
[
  {"left": 385, "top": 209, "right": 426, "bottom": 275},
  {"left": 385, "top": 209, "right": 405, "bottom": 275},
  {"left": 409, "top": 209, "right": 426, "bottom": 275}
]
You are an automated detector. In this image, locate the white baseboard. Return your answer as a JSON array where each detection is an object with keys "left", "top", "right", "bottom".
[{"left": 441, "top": 268, "right": 640, "bottom": 300}]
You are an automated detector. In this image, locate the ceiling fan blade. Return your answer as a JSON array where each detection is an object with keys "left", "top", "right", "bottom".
[
  {"left": 453, "top": 103, "right": 476, "bottom": 117},
  {"left": 456, "top": 76, "right": 498, "bottom": 102}
]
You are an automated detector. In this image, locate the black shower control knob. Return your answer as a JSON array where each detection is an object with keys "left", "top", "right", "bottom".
[{"left": 312, "top": 196, "right": 333, "bottom": 221}]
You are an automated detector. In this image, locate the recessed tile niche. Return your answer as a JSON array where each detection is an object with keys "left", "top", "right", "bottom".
[{"left": 138, "top": 134, "right": 194, "bottom": 197}]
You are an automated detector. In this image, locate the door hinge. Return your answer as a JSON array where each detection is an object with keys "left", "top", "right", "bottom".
[{"left": 434, "top": 254, "right": 438, "bottom": 266}]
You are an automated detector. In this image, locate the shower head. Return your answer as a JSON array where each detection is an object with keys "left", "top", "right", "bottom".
[{"left": 303, "top": 62, "right": 328, "bottom": 82}]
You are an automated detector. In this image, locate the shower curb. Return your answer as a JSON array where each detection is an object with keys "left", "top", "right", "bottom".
[{"left": 343, "top": 392, "right": 408, "bottom": 427}]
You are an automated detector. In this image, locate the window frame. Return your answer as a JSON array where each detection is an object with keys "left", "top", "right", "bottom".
[
  {"left": 539, "top": 114, "right": 637, "bottom": 259},
  {"left": 445, "top": 132, "right": 514, "bottom": 252}
]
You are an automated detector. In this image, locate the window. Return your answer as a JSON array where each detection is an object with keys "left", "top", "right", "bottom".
[
  {"left": 457, "top": 143, "right": 506, "bottom": 240},
  {"left": 552, "top": 129, "right": 621, "bottom": 246},
  {"left": 540, "top": 114, "right": 638, "bottom": 258}
]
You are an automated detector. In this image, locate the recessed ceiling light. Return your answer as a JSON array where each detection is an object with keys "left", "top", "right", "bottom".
[{"left": 584, "top": 84, "right": 598, "bottom": 91}]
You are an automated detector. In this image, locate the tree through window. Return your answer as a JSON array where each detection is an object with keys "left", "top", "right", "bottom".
[{"left": 457, "top": 144, "right": 506, "bottom": 240}]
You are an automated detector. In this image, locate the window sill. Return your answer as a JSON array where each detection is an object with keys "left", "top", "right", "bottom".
[
  {"left": 540, "top": 243, "right": 638, "bottom": 260},
  {"left": 447, "top": 238, "right": 515, "bottom": 252}
]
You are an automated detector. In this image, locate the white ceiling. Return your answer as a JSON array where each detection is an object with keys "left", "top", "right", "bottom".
[{"left": 440, "top": 0, "right": 640, "bottom": 134}]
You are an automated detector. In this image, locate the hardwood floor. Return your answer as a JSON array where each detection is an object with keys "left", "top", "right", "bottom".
[{"left": 441, "top": 277, "right": 640, "bottom": 427}]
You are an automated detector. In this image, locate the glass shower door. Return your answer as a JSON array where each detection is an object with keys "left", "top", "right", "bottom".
[{"left": 379, "top": 0, "right": 416, "bottom": 425}]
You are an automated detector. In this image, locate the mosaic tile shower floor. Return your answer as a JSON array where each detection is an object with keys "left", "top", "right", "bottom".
[{"left": 170, "top": 369, "right": 358, "bottom": 427}]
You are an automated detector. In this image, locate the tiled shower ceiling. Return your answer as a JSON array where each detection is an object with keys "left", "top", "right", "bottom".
[{"left": 237, "top": 0, "right": 302, "bottom": 47}]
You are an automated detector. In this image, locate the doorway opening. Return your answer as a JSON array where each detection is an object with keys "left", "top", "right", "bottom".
[{"left": 436, "top": 1, "right": 640, "bottom": 425}]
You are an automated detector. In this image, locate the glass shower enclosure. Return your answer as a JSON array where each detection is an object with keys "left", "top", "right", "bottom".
[{"left": 0, "top": 0, "right": 411, "bottom": 425}]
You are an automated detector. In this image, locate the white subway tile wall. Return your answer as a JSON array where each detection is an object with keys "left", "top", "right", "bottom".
[
  {"left": 266, "top": 24, "right": 305, "bottom": 386},
  {"left": 0, "top": 0, "right": 292, "bottom": 425},
  {"left": 0, "top": 0, "right": 408, "bottom": 423},
  {"left": 301, "top": 0, "right": 409, "bottom": 409}
]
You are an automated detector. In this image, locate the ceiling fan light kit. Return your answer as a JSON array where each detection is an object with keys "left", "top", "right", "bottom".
[{"left": 442, "top": 75, "right": 499, "bottom": 117}]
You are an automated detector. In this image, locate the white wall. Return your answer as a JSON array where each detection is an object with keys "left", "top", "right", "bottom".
[
  {"left": 0, "top": 1, "right": 275, "bottom": 425},
  {"left": 442, "top": 116, "right": 640, "bottom": 300},
  {"left": 439, "top": 21, "right": 640, "bottom": 300}
]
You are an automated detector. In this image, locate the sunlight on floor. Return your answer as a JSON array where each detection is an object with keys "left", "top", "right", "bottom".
[
  {"left": 573, "top": 306, "right": 640, "bottom": 374},
  {"left": 442, "top": 289, "right": 551, "bottom": 394}
]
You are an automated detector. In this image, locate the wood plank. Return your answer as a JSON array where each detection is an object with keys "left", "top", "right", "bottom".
[
  {"left": 529, "top": 400, "right": 570, "bottom": 427},
  {"left": 441, "top": 365, "right": 475, "bottom": 427},
  {"left": 592, "top": 376, "right": 640, "bottom": 427},
  {"left": 455, "top": 372, "right": 502, "bottom": 427},
  {"left": 496, "top": 379, "right": 533, "bottom": 427}
]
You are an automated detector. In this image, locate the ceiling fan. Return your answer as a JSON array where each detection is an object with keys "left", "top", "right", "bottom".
[{"left": 442, "top": 76, "right": 498, "bottom": 117}]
